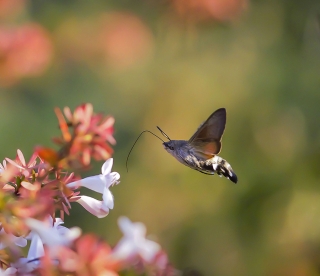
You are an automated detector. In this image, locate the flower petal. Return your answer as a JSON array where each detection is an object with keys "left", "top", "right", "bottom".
[
  {"left": 71, "top": 175, "right": 105, "bottom": 193},
  {"left": 4, "top": 267, "right": 17, "bottom": 275},
  {"left": 25, "top": 218, "right": 81, "bottom": 247},
  {"left": 27, "top": 233, "right": 44, "bottom": 260},
  {"left": 101, "top": 159, "right": 113, "bottom": 175},
  {"left": 118, "top": 217, "right": 133, "bottom": 235},
  {"left": 17, "top": 149, "right": 26, "bottom": 166},
  {"left": 138, "top": 240, "right": 161, "bottom": 262},
  {"left": 76, "top": 196, "right": 109, "bottom": 218},
  {"left": 113, "top": 217, "right": 161, "bottom": 263},
  {"left": 14, "top": 236, "right": 27, "bottom": 248},
  {"left": 0, "top": 229, "right": 27, "bottom": 249},
  {"left": 102, "top": 188, "right": 114, "bottom": 210},
  {"left": 112, "top": 238, "right": 137, "bottom": 261}
]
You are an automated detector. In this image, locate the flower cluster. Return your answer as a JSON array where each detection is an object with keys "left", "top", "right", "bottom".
[{"left": 0, "top": 104, "right": 175, "bottom": 276}]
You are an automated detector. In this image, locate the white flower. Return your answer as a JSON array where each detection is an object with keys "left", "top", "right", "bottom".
[
  {"left": 67, "top": 158, "right": 120, "bottom": 218},
  {"left": 112, "top": 217, "right": 161, "bottom": 263},
  {"left": 25, "top": 217, "right": 81, "bottom": 258},
  {"left": 11, "top": 217, "right": 75, "bottom": 276}
]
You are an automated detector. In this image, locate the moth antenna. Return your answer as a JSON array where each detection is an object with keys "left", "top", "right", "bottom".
[
  {"left": 157, "top": 126, "right": 171, "bottom": 141},
  {"left": 126, "top": 130, "right": 165, "bottom": 172}
]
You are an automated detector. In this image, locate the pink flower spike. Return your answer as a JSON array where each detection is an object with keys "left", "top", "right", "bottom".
[{"left": 112, "top": 217, "right": 161, "bottom": 263}]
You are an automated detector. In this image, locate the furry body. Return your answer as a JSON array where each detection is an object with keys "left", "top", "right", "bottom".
[{"left": 163, "top": 140, "right": 237, "bottom": 183}]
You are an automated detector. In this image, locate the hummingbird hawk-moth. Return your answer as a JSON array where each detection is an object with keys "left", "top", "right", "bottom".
[{"left": 126, "top": 108, "right": 237, "bottom": 183}]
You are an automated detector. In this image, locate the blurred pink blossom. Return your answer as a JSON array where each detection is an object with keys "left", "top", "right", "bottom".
[
  {"left": 99, "top": 12, "right": 154, "bottom": 70},
  {"left": 172, "top": 0, "right": 247, "bottom": 22},
  {"left": 0, "top": 23, "right": 53, "bottom": 86}
]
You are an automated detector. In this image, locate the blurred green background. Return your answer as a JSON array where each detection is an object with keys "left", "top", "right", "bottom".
[{"left": 1, "top": 0, "right": 320, "bottom": 275}]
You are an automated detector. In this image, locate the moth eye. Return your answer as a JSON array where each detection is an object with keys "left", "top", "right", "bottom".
[{"left": 169, "top": 146, "right": 174, "bottom": 150}]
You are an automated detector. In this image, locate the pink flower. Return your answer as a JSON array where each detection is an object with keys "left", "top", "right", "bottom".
[
  {"left": 67, "top": 158, "right": 120, "bottom": 218},
  {"left": 0, "top": 24, "right": 53, "bottom": 86},
  {"left": 100, "top": 12, "right": 154, "bottom": 70},
  {"left": 0, "top": 159, "right": 18, "bottom": 188},
  {"left": 6, "top": 149, "right": 39, "bottom": 178},
  {"left": 51, "top": 104, "right": 116, "bottom": 168},
  {"left": 58, "top": 234, "right": 120, "bottom": 275}
]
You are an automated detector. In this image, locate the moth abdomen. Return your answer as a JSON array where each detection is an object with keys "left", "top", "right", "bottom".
[{"left": 201, "top": 156, "right": 238, "bottom": 184}]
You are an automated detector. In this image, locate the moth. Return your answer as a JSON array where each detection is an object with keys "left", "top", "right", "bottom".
[
  {"left": 126, "top": 108, "right": 237, "bottom": 183},
  {"left": 157, "top": 108, "right": 237, "bottom": 183}
]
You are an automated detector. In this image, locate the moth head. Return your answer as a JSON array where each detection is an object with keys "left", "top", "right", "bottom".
[{"left": 163, "top": 141, "right": 175, "bottom": 153}]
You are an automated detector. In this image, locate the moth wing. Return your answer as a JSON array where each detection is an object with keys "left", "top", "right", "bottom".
[
  {"left": 188, "top": 108, "right": 226, "bottom": 158},
  {"left": 189, "top": 139, "right": 221, "bottom": 159}
]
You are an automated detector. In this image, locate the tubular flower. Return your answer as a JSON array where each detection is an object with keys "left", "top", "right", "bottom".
[{"left": 67, "top": 158, "right": 120, "bottom": 218}]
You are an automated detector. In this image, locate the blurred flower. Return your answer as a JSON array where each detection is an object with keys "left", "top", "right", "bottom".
[
  {"left": 25, "top": 217, "right": 81, "bottom": 257},
  {"left": 0, "top": 160, "right": 19, "bottom": 189},
  {"left": 112, "top": 217, "right": 161, "bottom": 264},
  {"left": 0, "top": 227, "right": 27, "bottom": 266},
  {"left": 34, "top": 147, "right": 59, "bottom": 168},
  {"left": 99, "top": 12, "right": 154, "bottom": 70},
  {"left": 0, "top": 179, "right": 55, "bottom": 236},
  {"left": 172, "top": 0, "right": 247, "bottom": 22},
  {"left": 0, "top": 23, "right": 53, "bottom": 86},
  {"left": 8, "top": 217, "right": 80, "bottom": 274},
  {"left": 57, "top": 234, "right": 119, "bottom": 275},
  {"left": 55, "top": 13, "right": 154, "bottom": 71},
  {"left": 0, "top": 267, "right": 17, "bottom": 275},
  {"left": 0, "top": 228, "right": 27, "bottom": 250},
  {"left": 67, "top": 158, "right": 120, "bottom": 218}
]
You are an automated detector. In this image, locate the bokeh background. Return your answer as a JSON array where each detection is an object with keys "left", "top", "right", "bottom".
[{"left": 1, "top": 0, "right": 320, "bottom": 275}]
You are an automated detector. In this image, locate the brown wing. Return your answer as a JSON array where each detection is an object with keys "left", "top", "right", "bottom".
[{"left": 188, "top": 108, "right": 226, "bottom": 159}]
